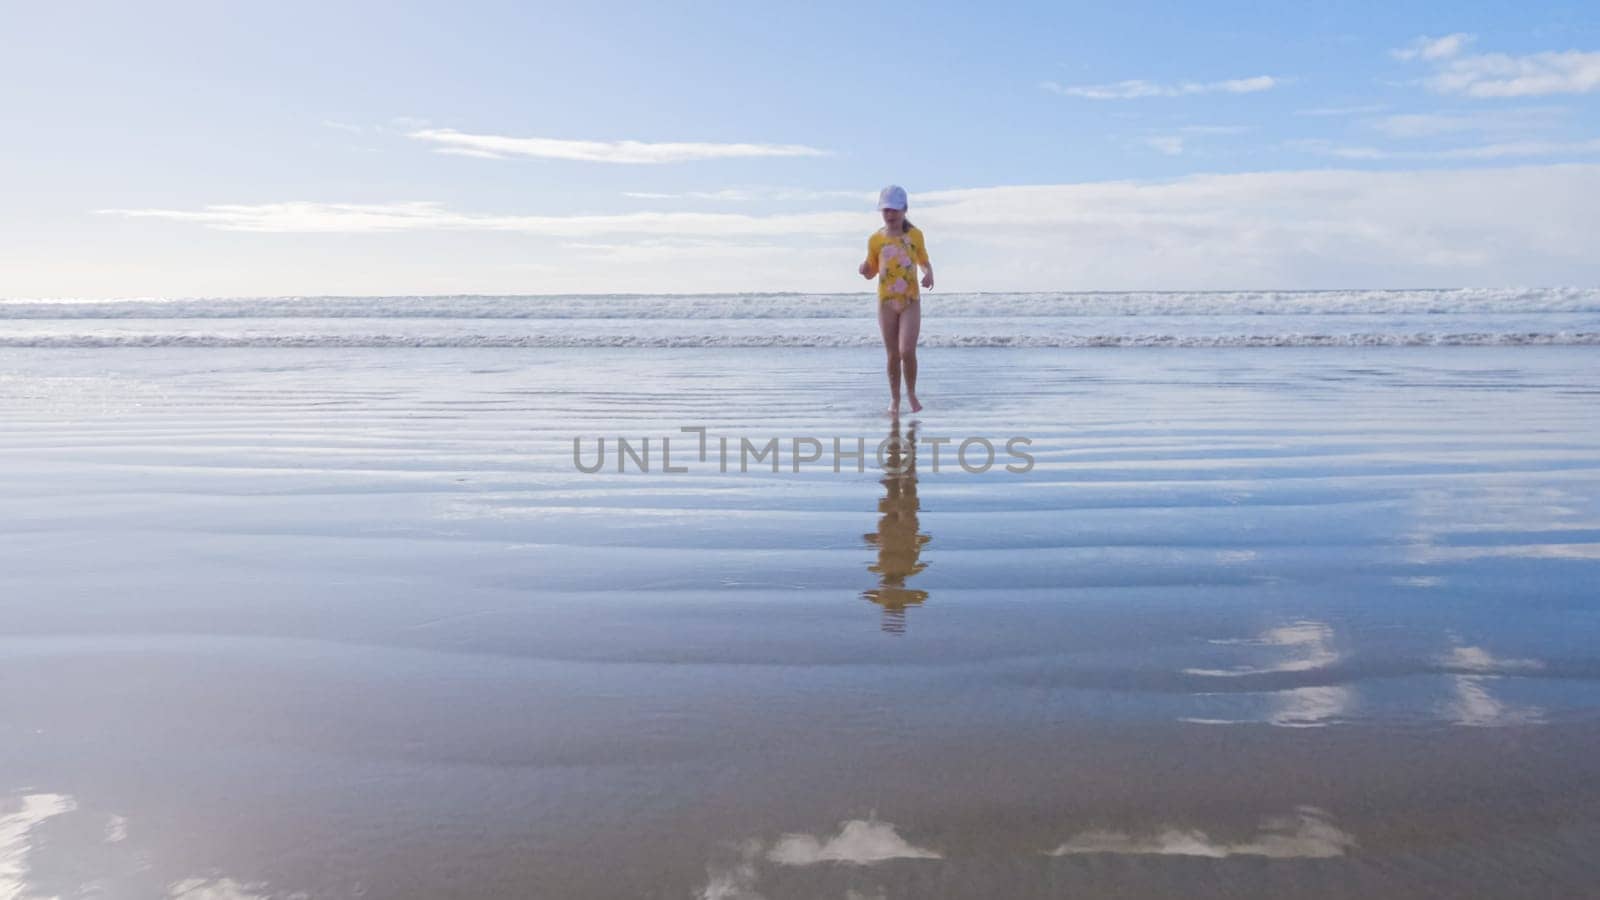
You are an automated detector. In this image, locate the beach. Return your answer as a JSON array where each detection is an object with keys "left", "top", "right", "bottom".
[{"left": 3, "top": 294, "right": 1600, "bottom": 898}]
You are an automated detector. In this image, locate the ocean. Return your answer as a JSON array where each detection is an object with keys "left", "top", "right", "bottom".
[{"left": 4, "top": 287, "right": 1598, "bottom": 348}]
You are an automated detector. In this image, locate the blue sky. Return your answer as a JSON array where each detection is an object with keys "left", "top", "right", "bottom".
[{"left": 3, "top": 0, "right": 1599, "bottom": 295}]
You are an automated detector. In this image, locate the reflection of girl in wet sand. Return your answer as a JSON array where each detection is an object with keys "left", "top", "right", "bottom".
[{"left": 863, "top": 421, "right": 931, "bottom": 633}]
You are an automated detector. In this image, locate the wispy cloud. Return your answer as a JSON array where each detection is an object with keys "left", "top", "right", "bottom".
[
  {"left": 623, "top": 189, "right": 754, "bottom": 201},
  {"left": 1179, "top": 125, "right": 1252, "bottom": 135},
  {"left": 434, "top": 146, "right": 510, "bottom": 161},
  {"left": 622, "top": 187, "right": 871, "bottom": 202},
  {"left": 1142, "top": 136, "right": 1185, "bottom": 155},
  {"left": 1391, "top": 33, "right": 1475, "bottom": 62},
  {"left": 408, "top": 128, "right": 830, "bottom": 163},
  {"left": 1295, "top": 104, "right": 1390, "bottom": 117},
  {"left": 1041, "top": 75, "right": 1277, "bottom": 100},
  {"left": 1138, "top": 125, "right": 1250, "bottom": 155},
  {"left": 1429, "top": 51, "right": 1600, "bottom": 97},
  {"left": 99, "top": 202, "right": 859, "bottom": 236},
  {"left": 1394, "top": 36, "right": 1600, "bottom": 97},
  {"left": 1291, "top": 137, "right": 1600, "bottom": 160},
  {"left": 1367, "top": 107, "right": 1565, "bottom": 138},
  {"left": 321, "top": 120, "right": 364, "bottom": 134},
  {"left": 558, "top": 238, "right": 854, "bottom": 266}
]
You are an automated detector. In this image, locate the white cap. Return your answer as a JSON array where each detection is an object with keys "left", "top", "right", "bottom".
[{"left": 877, "top": 184, "right": 908, "bottom": 211}]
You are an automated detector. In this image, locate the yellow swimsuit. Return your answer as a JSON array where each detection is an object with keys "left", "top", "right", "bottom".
[{"left": 866, "top": 226, "right": 930, "bottom": 303}]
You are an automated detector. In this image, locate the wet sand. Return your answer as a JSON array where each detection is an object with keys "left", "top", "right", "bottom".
[{"left": 3, "top": 346, "right": 1599, "bottom": 898}]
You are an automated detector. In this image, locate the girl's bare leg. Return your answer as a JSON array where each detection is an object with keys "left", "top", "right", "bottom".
[
  {"left": 878, "top": 300, "right": 904, "bottom": 414},
  {"left": 899, "top": 300, "right": 922, "bottom": 412}
]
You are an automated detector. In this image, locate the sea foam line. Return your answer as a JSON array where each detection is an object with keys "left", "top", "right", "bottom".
[
  {"left": 3, "top": 332, "right": 1597, "bottom": 349},
  {"left": 3, "top": 288, "right": 1599, "bottom": 320}
]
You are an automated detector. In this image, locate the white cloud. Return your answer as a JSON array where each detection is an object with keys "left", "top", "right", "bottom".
[
  {"left": 90, "top": 163, "right": 1600, "bottom": 293},
  {"left": 1048, "top": 807, "right": 1354, "bottom": 858},
  {"left": 321, "top": 120, "right": 363, "bottom": 134},
  {"left": 1392, "top": 33, "right": 1475, "bottom": 62},
  {"left": 1143, "top": 136, "right": 1185, "bottom": 155},
  {"left": 408, "top": 128, "right": 830, "bottom": 163},
  {"left": 1419, "top": 49, "right": 1600, "bottom": 98},
  {"left": 1042, "top": 75, "right": 1276, "bottom": 100}
]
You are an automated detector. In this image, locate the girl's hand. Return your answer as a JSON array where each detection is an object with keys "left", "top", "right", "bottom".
[
  {"left": 859, "top": 261, "right": 873, "bottom": 279},
  {"left": 921, "top": 271, "right": 935, "bottom": 289}
]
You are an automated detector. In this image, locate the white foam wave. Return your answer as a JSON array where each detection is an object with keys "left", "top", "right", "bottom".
[
  {"left": 3, "top": 331, "right": 1596, "bottom": 349},
  {"left": 4, "top": 288, "right": 1599, "bottom": 320}
]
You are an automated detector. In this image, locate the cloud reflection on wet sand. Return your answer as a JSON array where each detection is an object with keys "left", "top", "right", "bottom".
[
  {"left": 699, "top": 819, "right": 938, "bottom": 900},
  {"left": 1, "top": 794, "right": 76, "bottom": 900},
  {"left": 1048, "top": 806, "right": 1355, "bottom": 859}
]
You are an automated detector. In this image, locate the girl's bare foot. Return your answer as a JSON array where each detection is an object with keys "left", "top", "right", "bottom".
[
  {"left": 887, "top": 401, "right": 901, "bottom": 417},
  {"left": 908, "top": 395, "right": 923, "bottom": 413}
]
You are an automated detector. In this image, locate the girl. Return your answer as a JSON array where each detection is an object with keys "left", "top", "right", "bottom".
[{"left": 858, "top": 184, "right": 934, "bottom": 415}]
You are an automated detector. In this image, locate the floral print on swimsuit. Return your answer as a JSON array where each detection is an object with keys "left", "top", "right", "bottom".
[{"left": 866, "top": 226, "right": 930, "bottom": 303}]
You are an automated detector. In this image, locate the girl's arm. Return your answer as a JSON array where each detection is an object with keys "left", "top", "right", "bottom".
[{"left": 859, "top": 236, "right": 880, "bottom": 279}]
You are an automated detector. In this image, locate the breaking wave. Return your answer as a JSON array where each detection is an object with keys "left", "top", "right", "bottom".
[
  {"left": 6, "top": 288, "right": 1600, "bottom": 320},
  {"left": 4, "top": 332, "right": 1596, "bottom": 349},
  {"left": 6, "top": 289, "right": 1596, "bottom": 349}
]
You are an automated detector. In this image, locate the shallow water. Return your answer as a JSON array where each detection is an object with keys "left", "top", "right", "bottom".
[{"left": 2, "top": 346, "right": 1599, "bottom": 898}]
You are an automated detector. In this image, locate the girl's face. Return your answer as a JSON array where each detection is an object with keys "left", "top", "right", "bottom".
[{"left": 881, "top": 208, "right": 905, "bottom": 228}]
